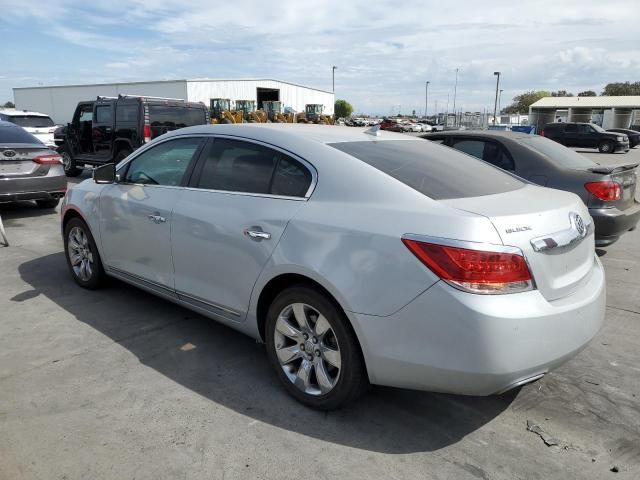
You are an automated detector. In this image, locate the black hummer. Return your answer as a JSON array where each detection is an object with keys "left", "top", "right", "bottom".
[
  {"left": 541, "top": 122, "right": 629, "bottom": 154},
  {"left": 54, "top": 95, "right": 209, "bottom": 176}
]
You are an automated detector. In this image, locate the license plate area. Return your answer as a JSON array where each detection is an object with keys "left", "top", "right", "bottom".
[{"left": 0, "top": 161, "right": 28, "bottom": 174}]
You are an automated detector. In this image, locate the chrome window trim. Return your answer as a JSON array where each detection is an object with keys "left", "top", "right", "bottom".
[
  {"left": 402, "top": 233, "right": 524, "bottom": 255},
  {"left": 115, "top": 133, "right": 318, "bottom": 200},
  {"left": 175, "top": 290, "right": 242, "bottom": 317}
]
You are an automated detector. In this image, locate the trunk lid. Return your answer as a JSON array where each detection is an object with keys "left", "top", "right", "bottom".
[
  {"left": 442, "top": 185, "right": 595, "bottom": 301},
  {"left": 0, "top": 146, "right": 47, "bottom": 177},
  {"left": 592, "top": 163, "right": 639, "bottom": 208}
]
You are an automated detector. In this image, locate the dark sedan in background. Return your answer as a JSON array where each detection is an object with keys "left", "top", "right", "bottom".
[
  {"left": 0, "top": 120, "right": 67, "bottom": 209},
  {"left": 421, "top": 130, "right": 640, "bottom": 247},
  {"left": 608, "top": 128, "right": 640, "bottom": 148}
]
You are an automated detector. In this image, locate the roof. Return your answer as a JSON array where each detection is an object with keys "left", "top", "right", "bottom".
[
  {"left": 421, "top": 130, "right": 532, "bottom": 140},
  {"left": 164, "top": 123, "right": 413, "bottom": 144},
  {"left": 0, "top": 108, "right": 51, "bottom": 117},
  {"left": 13, "top": 78, "right": 333, "bottom": 95},
  {"left": 530, "top": 96, "right": 640, "bottom": 109}
]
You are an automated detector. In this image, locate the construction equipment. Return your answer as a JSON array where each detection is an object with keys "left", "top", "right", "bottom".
[
  {"left": 210, "top": 98, "right": 241, "bottom": 124},
  {"left": 296, "top": 104, "right": 335, "bottom": 124},
  {"left": 263, "top": 101, "right": 294, "bottom": 123},
  {"left": 235, "top": 100, "right": 267, "bottom": 123}
]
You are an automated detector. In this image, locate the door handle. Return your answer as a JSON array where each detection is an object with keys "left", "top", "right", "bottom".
[
  {"left": 244, "top": 229, "right": 271, "bottom": 240},
  {"left": 148, "top": 213, "right": 166, "bottom": 224}
]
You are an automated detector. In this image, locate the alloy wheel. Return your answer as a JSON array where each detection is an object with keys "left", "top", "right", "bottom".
[
  {"left": 67, "top": 226, "right": 94, "bottom": 282},
  {"left": 273, "top": 302, "right": 342, "bottom": 396}
]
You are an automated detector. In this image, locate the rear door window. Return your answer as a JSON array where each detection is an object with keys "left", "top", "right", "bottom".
[
  {"left": 95, "top": 105, "right": 112, "bottom": 124},
  {"left": 482, "top": 142, "right": 515, "bottom": 170},
  {"left": 329, "top": 140, "right": 523, "bottom": 200}
]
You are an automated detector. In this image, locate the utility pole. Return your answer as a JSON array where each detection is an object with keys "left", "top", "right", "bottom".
[
  {"left": 425, "top": 81, "right": 430, "bottom": 119},
  {"left": 332, "top": 66, "right": 337, "bottom": 93},
  {"left": 493, "top": 72, "right": 501, "bottom": 125},
  {"left": 498, "top": 89, "right": 504, "bottom": 115},
  {"left": 446, "top": 94, "right": 450, "bottom": 126},
  {"left": 453, "top": 68, "right": 459, "bottom": 125}
]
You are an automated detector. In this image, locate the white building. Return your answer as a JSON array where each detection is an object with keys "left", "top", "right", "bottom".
[{"left": 13, "top": 79, "right": 335, "bottom": 124}]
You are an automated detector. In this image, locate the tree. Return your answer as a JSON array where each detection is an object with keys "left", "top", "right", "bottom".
[
  {"left": 551, "top": 90, "right": 573, "bottom": 97},
  {"left": 577, "top": 90, "right": 597, "bottom": 97},
  {"left": 503, "top": 90, "right": 550, "bottom": 114},
  {"left": 2, "top": 101, "right": 14, "bottom": 108},
  {"left": 334, "top": 99, "right": 353, "bottom": 119},
  {"left": 602, "top": 82, "right": 640, "bottom": 96}
]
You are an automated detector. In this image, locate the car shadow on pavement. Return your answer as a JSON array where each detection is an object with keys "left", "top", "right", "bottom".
[
  {"left": 17, "top": 252, "right": 517, "bottom": 454},
  {"left": 0, "top": 201, "right": 58, "bottom": 223}
]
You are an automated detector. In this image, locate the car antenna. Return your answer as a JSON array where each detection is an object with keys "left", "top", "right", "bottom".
[{"left": 364, "top": 125, "right": 381, "bottom": 136}]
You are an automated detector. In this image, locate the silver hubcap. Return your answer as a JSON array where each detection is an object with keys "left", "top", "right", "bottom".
[
  {"left": 274, "top": 303, "right": 341, "bottom": 396},
  {"left": 67, "top": 226, "right": 94, "bottom": 282}
]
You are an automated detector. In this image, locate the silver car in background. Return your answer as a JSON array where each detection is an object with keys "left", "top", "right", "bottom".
[
  {"left": 61, "top": 124, "right": 605, "bottom": 409},
  {"left": 0, "top": 121, "right": 67, "bottom": 209}
]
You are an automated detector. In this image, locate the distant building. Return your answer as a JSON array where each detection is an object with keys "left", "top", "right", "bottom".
[{"left": 13, "top": 79, "right": 334, "bottom": 124}]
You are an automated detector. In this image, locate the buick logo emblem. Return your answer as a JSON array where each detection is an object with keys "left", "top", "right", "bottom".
[
  {"left": 2, "top": 150, "right": 16, "bottom": 158},
  {"left": 570, "top": 212, "right": 587, "bottom": 238}
]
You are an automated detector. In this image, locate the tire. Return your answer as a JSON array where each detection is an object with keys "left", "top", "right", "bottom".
[
  {"left": 60, "top": 147, "right": 82, "bottom": 177},
  {"left": 35, "top": 198, "right": 60, "bottom": 209},
  {"left": 598, "top": 140, "right": 614, "bottom": 153},
  {"left": 114, "top": 149, "right": 132, "bottom": 163},
  {"left": 265, "top": 285, "right": 368, "bottom": 410},
  {"left": 63, "top": 217, "right": 106, "bottom": 289}
]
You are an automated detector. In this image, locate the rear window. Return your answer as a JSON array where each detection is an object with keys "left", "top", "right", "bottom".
[
  {"left": 6, "top": 115, "right": 54, "bottom": 128},
  {"left": 0, "top": 126, "right": 43, "bottom": 144},
  {"left": 518, "top": 136, "right": 595, "bottom": 169},
  {"left": 329, "top": 140, "right": 524, "bottom": 200}
]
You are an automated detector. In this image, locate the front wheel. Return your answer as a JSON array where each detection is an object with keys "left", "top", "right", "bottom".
[
  {"left": 63, "top": 217, "right": 106, "bottom": 289},
  {"left": 598, "top": 140, "right": 614, "bottom": 153},
  {"left": 265, "top": 286, "right": 368, "bottom": 410}
]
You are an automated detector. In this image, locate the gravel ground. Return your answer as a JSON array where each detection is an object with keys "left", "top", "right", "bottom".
[{"left": 1, "top": 146, "right": 639, "bottom": 480}]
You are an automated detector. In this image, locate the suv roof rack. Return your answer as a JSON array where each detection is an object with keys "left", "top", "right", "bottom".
[{"left": 118, "top": 94, "right": 185, "bottom": 101}]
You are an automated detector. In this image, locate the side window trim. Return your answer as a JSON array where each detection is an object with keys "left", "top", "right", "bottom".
[
  {"left": 118, "top": 135, "right": 207, "bottom": 188},
  {"left": 187, "top": 134, "right": 317, "bottom": 200}
]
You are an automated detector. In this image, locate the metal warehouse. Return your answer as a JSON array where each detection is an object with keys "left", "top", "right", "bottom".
[{"left": 13, "top": 79, "right": 335, "bottom": 124}]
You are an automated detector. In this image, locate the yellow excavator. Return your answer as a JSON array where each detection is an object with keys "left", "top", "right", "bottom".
[
  {"left": 296, "top": 104, "right": 335, "bottom": 124},
  {"left": 263, "top": 101, "right": 294, "bottom": 123},
  {"left": 210, "top": 98, "right": 242, "bottom": 124}
]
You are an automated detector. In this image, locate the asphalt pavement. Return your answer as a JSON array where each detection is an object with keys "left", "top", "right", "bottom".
[{"left": 0, "top": 145, "right": 639, "bottom": 480}]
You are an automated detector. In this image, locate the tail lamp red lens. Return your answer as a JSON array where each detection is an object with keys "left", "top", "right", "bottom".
[
  {"left": 143, "top": 124, "right": 152, "bottom": 143},
  {"left": 33, "top": 153, "right": 63, "bottom": 165},
  {"left": 584, "top": 181, "right": 621, "bottom": 201},
  {"left": 402, "top": 239, "right": 533, "bottom": 294}
]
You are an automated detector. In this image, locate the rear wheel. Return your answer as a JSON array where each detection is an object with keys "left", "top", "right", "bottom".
[
  {"left": 598, "top": 140, "right": 614, "bottom": 153},
  {"left": 35, "top": 198, "right": 60, "bottom": 209},
  {"left": 265, "top": 286, "right": 368, "bottom": 410},
  {"left": 63, "top": 217, "right": 105, "bottom": 289},
  {"left": 60, "top": 148, "right": 82, "bottom": 177}
]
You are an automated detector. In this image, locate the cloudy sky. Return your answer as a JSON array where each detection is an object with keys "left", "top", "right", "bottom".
[{"left": 1, "top": 0, "right": 639, "bottom": 115}]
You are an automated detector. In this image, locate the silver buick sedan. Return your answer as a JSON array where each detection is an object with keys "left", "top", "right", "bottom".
[{"left": 61, "top": 124, "right": 605, "bottom": 409}]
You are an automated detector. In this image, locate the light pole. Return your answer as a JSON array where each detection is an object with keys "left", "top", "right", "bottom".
[
  {"left": 332, "top": 66, "right": 337, "bottom": 93},
  {"left": 498, "top": 89, "right": 504, "bottom": 115},
  {"left": 453, "top": 68, "right": 459, "bottom": 125},
  {"left": 425, "top": 81, "right": 430, "bottom": 118},
  {"left": 493, "top": 72, "right": 501, "bottom": 125}
]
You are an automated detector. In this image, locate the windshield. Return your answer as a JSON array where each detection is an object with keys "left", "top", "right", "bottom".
[
  {"left": 0, "top": 125, "right": 43, "bottom": 144},
  {"left": 329, "top": 140, "right": 524, "bottom": 200},
  {"left": 7, "top": 115, "right": 54, "bottom": 128},
  {"left": 590, "top": 124, "right": 606, "bottom": 133},
  {"left": 519, "top": 135, "right": 596, "bottom": 169}
]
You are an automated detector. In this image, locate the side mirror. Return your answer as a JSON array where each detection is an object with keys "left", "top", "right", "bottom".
[{"left": 93, "top": 163, "right": 116, "bottom": 184}]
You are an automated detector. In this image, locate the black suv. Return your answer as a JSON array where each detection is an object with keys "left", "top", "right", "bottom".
[
  {"left": 54, "top": 95, "right": 209, "bottom": 176},
  {"left": 541, "top": 122, "right": 629, "bottom": 154}
]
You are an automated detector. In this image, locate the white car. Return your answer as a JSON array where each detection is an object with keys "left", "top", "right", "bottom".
[{"left": 0, "top": 109, "right": 58, "bottom": 148}]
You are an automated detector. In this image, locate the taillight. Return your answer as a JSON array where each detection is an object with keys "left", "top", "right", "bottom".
[
  {"left": 585, "top": 181, "right": 621, "bottom": 201},
  {"left": 143, "top": 124, "right": 152, "bottom": 143},
  {"left": 33, "top": 153, "right": 63, "bottom": 165},
  {"left": 402, "top": 238, "right": 533, "bottom": 294}
]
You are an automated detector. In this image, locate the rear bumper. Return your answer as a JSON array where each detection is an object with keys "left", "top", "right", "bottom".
[
  {"left": 0, "top": 174, "right": 67, "bottom": 203},
  {"left": 348, "top": 256, "right": 605, "bottom": 395},
  {"left": 590, "top": 202, "right": 640, "bottom": 246}
]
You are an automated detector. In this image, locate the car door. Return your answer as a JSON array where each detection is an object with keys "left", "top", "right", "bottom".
[
  {"left": 171, "top": 136, "right": 314, "bottom": 321},
  {"left": 579, "top": 124, "right": 598, "bottom": 148},
  {"left": 98, "top": 136, "right": 205, "bottom": 294},
  {"left": 562, "top": 124, "right": 580, "bottom": 147},
  {"left": 92, "top": 102, "right": 115, "bottom": 162}
]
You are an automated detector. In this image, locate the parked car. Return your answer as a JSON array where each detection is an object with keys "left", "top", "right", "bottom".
[
  {"left": 402, "top": 122, "right": 423, "bottom": 132},
  {"left": 417, "top": 123, "right": 433, "bottom": 132},
  {"left": 421, "top": 130, "right": 640, "bottom": 246},
  {"left": 54, "top": 95, "right": 209, "bottom": 177},
  {"left": 0, "top": 120, "right": 66, "bottom": 208},
  {"left": 62, "top": 124, "right": 605, "bottom": 409},
  {"left": 380, "top": 118, "right": 404, "bottom": 131},
  {"left": 607, "top": 128, "right": 640, "bottom": 148},
  {"left": 0, "top": 109, "right": 58, "bottom": 148},
  {"left": 541, "top": 122, "right": 629, "bottom": 153}
]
